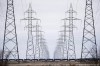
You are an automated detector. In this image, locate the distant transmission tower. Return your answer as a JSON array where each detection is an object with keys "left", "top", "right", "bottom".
[
  {"left": 54, "top": 4, "right": 80, "bottom": 60},
  {"left": 22, "top": 4, "right": 49, "bottom": 60},
  {"left": 34, "top": 16, "right": 49, "bottom": 59},
  {"left": 62, "top": 4, "right": 80, "bottom": 60},
  {"left": 2, "top": 0, "right": 19, "bottom": 60},
  {"left": 39, "top": 32, "right": 49, "bottom": 59},
  {"left": 21, "top": 4, "right": 40, "bottom": 59},
  {"left": 54, "top": 33, "right": 64, "bottom": 59},
  {"left": 81, "top": 0, "right": 97, "bottom": 60},
  {"left": 34, "top": 22, "right": 49, "bottom": 59},
  {"left": 34, "top": 21, "right": 41, "bottom": 59}
]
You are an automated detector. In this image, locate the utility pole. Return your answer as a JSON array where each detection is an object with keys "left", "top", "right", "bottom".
[
  {"left": 21, "top": 4, "right": 39, "bottom": 59},
  {"left": 81, "top": 0, "right": 97, "bottom": 61},
  {"left": 62, "top": 4, "right": 80, "bottom": 60},
  {"left": 2, "top": 0, "right": 19, "bottom": 61}
]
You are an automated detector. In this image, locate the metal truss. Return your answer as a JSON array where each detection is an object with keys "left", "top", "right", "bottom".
[
  {"left": 62, "top": 4, "right": 80, "bottom": 60},
  {"left": 21, "top": 4, "right": 49, "bottom": 60},
  {"left": 54, "top": 29, "right": 68, "bottom": 59},
  {"left": 54, "top": 34, "right": 64, "bottom": 59},
  {"left": 34, "top": 22, "right": 49, "bottom": 59},
  {"left": 21, "top": 4, "right": 38, "bottom": 59},
  {"left": 39, "top": 33, "right": 49, "bottom": 59},
  {"left": 54, "top": 4, "right": 80, "bottom": 60},
  {"left": 2, "top": 0, "right": 19, "bottom": 60},
  {"left": 34, "top": 22, "right": 41, "bottom": 59},
  {"left": 81, "top": 0, "right": 97, "bottom": 60}
]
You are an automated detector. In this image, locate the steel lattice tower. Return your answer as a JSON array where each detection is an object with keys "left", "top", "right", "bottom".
[
  {"left": 81, "top": 0, "right": 97, "bottom": 60},
  {"left": 54, "top": 33, "right": 64, "bottom": 59},
  {"left": 22, "top": 4, "right": 49, "bottom": 60},
  {"left": 39, "top": 33, "right": 49, "bottom": 59},
  {"left": 54, "top": 19, "right": 68, "bottom": 59},
  {"left": 56, "top": 4, "right": 80, "bottom": 60},
  {"left": 2, "top": 0, "right": 19, "bottom": 60},
  {"left": 34, "top": 19, "right": 49, "bottom": 59},
  {"left": 34, "top": 22, "right": 41, "bottom": 59},
  {"left": 62, "top": 4, "right": 80, "bottom": 60},
  {"left": 21, "top": 4, "right": 39, "bottom": 59}
]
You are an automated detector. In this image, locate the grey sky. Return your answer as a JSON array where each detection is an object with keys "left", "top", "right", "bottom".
[{"left": 0, "top": 0, "right": 100, "bottom": 59}]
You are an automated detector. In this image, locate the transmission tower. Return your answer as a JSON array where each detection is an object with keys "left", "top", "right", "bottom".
[
  {"left": 81, "top": 0, "right": 97, "bottom": 60},
  {"left": 2, "top": 0, "right": 19, "bottom": 60},
  {"left": 39, "top": 32, "right": 49, "bottom": 59},
  {"left": 62, "top": 4, "right": 80, "bottom": 60},
  {"left": 34, "top": 22, "right": 49, "bottom": 59},
  {"left": 21, "top": 4, "right": 49, "bottom": 60},
  {"left": 54, "top": 20, "right": 68, "bottom": 59},
  {"left": 54, "top": 4, "right": 80, "bottom": 60},
  {"left": 21, "top": 4, "right": 39, "bottom": 59},
  {"left": 34, "top": 21, "right": 41, "bottom": 59},
  {"left": 54, "top": 33, "right": 64, "bottom": 59}
]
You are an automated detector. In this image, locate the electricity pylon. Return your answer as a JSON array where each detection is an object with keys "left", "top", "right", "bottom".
[
  {"left": 34, "top": 22, "right": 49, "bottom": 59},
  {"left": 55, "top": 4, "right": 80, "bottom": 60},
  {"left": 34, "top": 22, "right": 42, "bottom": 59},
  {"left": 34, "top": 18, "right": 49, "bottom": 59},
  {"left": 62, "top": 4, "right": 80, "bottom": 60},
  {"left": 39, "top": 32, "right": 49, "bottom": 59},
  {"left": 54, "top": 33, "right": 64, "bottom": 59},
  {"left": 81, "top": 0, "right": 97, "bottom": 61},
  {"left": 21, "top": 4, "right": 39, "bottom": 59},
  {"left": 2, "top": 0, "right": 19, "bottom": 60},
  {"left": 22, "top": 4, "right": 49, "bottom": 60}
]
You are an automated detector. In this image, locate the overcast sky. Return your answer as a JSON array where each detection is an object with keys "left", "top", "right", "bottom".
[{"left": 0, "top": 0, "right": 100, "bottom": 59}]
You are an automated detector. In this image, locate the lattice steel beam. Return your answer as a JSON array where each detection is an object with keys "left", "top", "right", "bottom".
[
  {"left": 2, "top": 0, "right": 19, "bottom": 61},
  {"left": 81, "top": 0, "right": 97, "bottom": 60}
]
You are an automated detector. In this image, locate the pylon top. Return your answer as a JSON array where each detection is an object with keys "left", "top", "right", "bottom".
[
  {"left": 70, "top": 3, "right": 73, "bottom": 10},
  {"left": 29, "top": 3, "right": 32, "bottom": 10}
]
